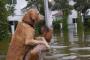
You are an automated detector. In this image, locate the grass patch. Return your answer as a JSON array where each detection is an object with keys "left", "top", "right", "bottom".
[{"left": 0, "top": 37, "right": 10, "bottom": 55}]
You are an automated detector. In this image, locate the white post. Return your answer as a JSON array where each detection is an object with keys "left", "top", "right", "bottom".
[
  {"left": 60, "top": 23, "right": 63, "bottom": 30},
  {"left": 75, "top": 23, "right": 77, "bottom": 33},
  {"left": 44, "top": 0, "right": 49, "bottom": 27},
  {"left": 11, "top": 25, "right": 15, "bottom": 35},
  {"left": 12, "top": 0, "right": 13, "bottom": 4},
  {"left": 81, "top": 13, "right": 84, "bottom": 23},
  {"left": 60, "top": 23, "right": 63, "bottom": 40}
]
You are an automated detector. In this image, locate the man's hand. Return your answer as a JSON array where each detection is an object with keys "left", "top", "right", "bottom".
[{"left": 36, "top": 37, "right": 50, "bottom": 49}]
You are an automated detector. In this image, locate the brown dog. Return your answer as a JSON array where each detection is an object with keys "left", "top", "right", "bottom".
[{"left": 6, "top": 8, "right": 50, "bottom": 60}]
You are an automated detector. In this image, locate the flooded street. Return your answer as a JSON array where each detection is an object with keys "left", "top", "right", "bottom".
[
  {"left": 0, "top": 0, "right": 90, "bottom": 60},
  {"left": 1, "top": 24, "right": 90, "bottom": 60},
  {"left": 44, "top": 24, "right": 90, "bottom": 60}
]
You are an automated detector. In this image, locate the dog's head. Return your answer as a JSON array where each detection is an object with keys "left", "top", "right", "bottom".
[{"left": 22, "top": 8, "right": 44, "bottom": 27}]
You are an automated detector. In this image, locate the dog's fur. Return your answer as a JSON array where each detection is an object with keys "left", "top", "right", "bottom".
[{"left": 6, "top": 8, "right": 51, "bottom": 60}]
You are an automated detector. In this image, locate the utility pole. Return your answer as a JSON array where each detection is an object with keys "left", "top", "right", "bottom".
[{"left": 44, "top": 0, "right": 49, "bottom": 28}]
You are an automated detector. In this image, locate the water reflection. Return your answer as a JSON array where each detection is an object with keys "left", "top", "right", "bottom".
[{"left": 44, "top": 23, "right": 90, "bottom": 60}]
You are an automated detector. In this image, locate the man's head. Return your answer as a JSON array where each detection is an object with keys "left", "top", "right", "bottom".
[
  {"left": 41, "top": 25, "right": 52, "bottom": 43},
  {"left": 22, "top": 8, "right": 44, "bottom": 27}
]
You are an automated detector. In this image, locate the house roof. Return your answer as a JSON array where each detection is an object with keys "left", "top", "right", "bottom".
[
  {"left": 8, "top": 15, "right": 23, "bottom": 21},
  {"left": 52, "top": 11, "right": 63, "bottom": 17}
]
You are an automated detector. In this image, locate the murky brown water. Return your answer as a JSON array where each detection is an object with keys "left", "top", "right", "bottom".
[
  {"left": 0, "top": 24, "right": 90, "bottom": 60},
  {"left": 43, "top": 24, "right": 90, "bottom": 60}
]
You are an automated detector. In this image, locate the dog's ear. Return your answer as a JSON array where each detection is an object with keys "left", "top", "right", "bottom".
[
  {"left": 22, "top": 11, "right": 36, "bottom": 27},
  {"left": 22, "top": 14, "right": 31, "bottom": 24},
  {"left": 28, "top": 11, "right": 38, "bottom": 22}
]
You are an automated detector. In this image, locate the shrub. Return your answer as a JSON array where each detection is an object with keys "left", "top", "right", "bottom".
[{"left": 0, "top": 0, "right": 9, "bottom": 41}]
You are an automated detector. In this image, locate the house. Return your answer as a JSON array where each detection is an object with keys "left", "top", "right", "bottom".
[
  {"left": 84, "top": 9, "right": 90, "bottom": 25},
  {"left": 46, "top": 10, "right": 63, "bottom": 29},
  {"left": 68, "top": 9, "right": 78, "bottom": 24},
  {"left": 8, "top": 0, "right": 27, "bottom": 34},
  {"left": 52, "top": 10, "right": 63, "bottom": 21},
  {"left": 84, "top": 9, "right": 90, "bottom": 19},
  {"left": 68, "top": 0, "right": 76, "bottom": 6}
]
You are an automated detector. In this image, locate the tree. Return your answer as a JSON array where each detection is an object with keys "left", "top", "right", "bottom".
[
  {"left": 51, "top": 0, "right": 70, "bottom": 45},
  {"left": 74, "top": 0, "right": 90, "bottom": 13},
  {"left": 7, "top": 0, "right": 16, "bottom": 16},
  {"left": 0, "top": 0, "right": 9, "bottom": 41},
  {"left": 74, "top": 0, "right": 90, "bottom": 26},
  {"left": 51, "top": 0, "right": 69, "bottom": 10},
  {"left": 25, "top": 0, "right": 44, "bottom": 15}
]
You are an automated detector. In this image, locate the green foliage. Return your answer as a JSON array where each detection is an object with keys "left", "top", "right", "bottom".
[
  {"left": 35, "top": 23, "right": 41, "bottom": 36},
  {"left": 74, "top": 0, "right": 90, "bottom": 13},
  {"left": 6, "top": 5, "right": 15, "bottom": 16},
  {"left": 0, "top": 37, "right": 10, "bottom": 54},
  {"left": 6, "top": 0, "right": 16, "bottom": 16},
  {"left": 76, "top": 13, "right": 85, "bottom": 47},
  {"left": 0, "top": 0, "right": 9, "bottom": 41},
  {"left": 62, "top": 10, "right": 68, "bottom": 32},
  {"left": 35, "top": 21, "right": 45, "bottom": 36},
  {"left": 7, "top": 0, "right": 17, "bottom": 4},
  {"left": 52, "top": 0, "right": 69, "bottom": 10},
  {"left": 84, "top": 19, "right": 90, "bottom": 28},
  {"left": 25, "top": 0, "right": 44, "bottom": 15},
  {"left": 62, "top": 10, "right": 69, "bottom": 45},
  {"left": 53, "top": 19, "right": 61, "bottom": 31}
]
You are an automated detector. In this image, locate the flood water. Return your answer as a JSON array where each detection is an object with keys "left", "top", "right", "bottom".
[
  {"left": 1, "top": 23, "right": 90, "bottom": 60},
  {"left": 43, "top": 23, "right": 90, "bottom": 60}
]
